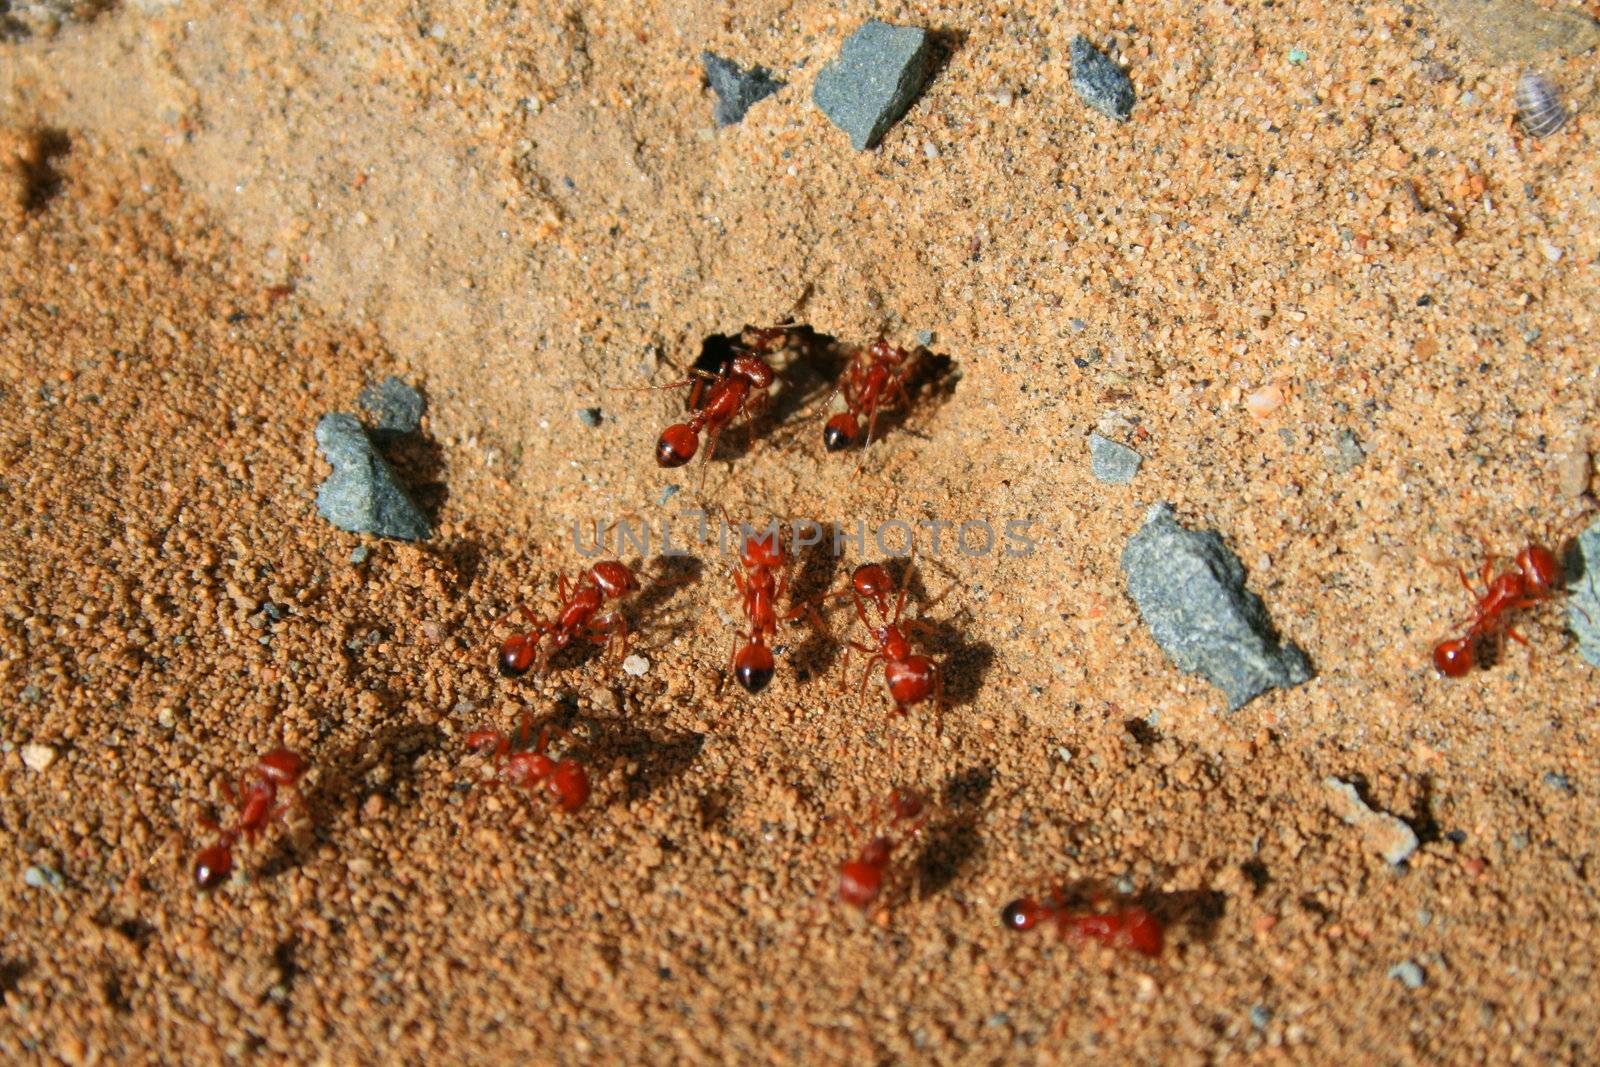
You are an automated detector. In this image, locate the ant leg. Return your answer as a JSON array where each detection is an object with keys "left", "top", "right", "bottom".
[{"left": 854, "top": 650, "right": 883, "bottom": 715}]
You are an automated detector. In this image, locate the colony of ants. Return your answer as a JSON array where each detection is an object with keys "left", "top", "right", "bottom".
[{"left": 195, "top": 317, "right": 1590, "bottom": 978}]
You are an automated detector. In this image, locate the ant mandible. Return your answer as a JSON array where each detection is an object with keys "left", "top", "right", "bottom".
[
  {"left": 193, "top": 748, "right": 308, "bottom": 890},
  {"left": 654, "top": 325, "right": 794, "bottom": 479},
  {"left": 822, "top": 337, "right": 917, "bottom": 452},
  {"left": 466, "top": 715, "right": 591, "bottom": 813},
  {"left": 496, "top": 559, "right": 640, "bottom": 678},
  {"left": 836, "top": 787, "right": 928, "bottom": 909},
  {"left": 839, "top": 558, "right": 946, "bottom": 715},
  {"left": 1433, "top": 542, "right": 1566, "bottom": 677},
  {"left": 1001, "top": 890, "right": 1165, "bottom": 958}
]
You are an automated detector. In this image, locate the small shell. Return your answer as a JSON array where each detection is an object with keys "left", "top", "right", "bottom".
[{"left": 1515, "top": 72, "right": 1568, "bottom": 138}]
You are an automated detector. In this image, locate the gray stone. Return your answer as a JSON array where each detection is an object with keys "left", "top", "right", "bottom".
[
  {"left": 702, "top": 52, "right": 785, "bottom": 127},
  {"left": 1070, "top": 36, "right": 1136, "bottom": 122},
  {"left": 23, "top": 864, "right": 62, "bottom": 890},
  {"left": 577, "top": 406, "right": 603, "bottom": 428},
  {"left": 1568, "top": 517, "right": 1600, "bottom": 667},
  {"left": 1543, "top": 771, "right": 1575, "bottom": 793},
  {"left": 314, "top": 413, "right": 431, "bottom": 541},
  {"left": 1388, "top": 960, "right": 1426, "bottom": 989},
  {"left": 357, "top": 376, "right": 425, "bottom": 437},
  {"left": 1249, "top": 1005, "right": 1273, "bottom": 1030},
  {"left": 812, "top": 21, "right": 934, "bottom": 151},
  {"left": 349, "top": 545, "right": 370, "bottom": 565},
  {"left": 1089, "top": 432, "right": 1143, "bottom": 485},
  {"left": 1121, "top": 503, "right": 1312, "bottom": 709}
]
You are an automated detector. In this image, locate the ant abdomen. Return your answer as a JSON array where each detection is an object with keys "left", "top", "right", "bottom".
[
  {"left": 824, "top": 413, "right": 860, "bottom": 452},
  {"left": 656, "top": 424, "right": 699, "bottom": 467},
  {"left": 734, "top": 644, "right": 776, "bottom": 693},
  {"left": 194, "top": 844, "right": 234, "bottom": 889},
  {"left": 1432, "top": 636, "right": 1477, "bottom": 678},
  {"left": 498, "top": 635, "right": 537, "bottom": 677}
]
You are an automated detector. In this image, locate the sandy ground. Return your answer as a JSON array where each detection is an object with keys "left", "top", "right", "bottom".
[{"left": 1, "top": 0, "right": 1598, "bottom": 1062}]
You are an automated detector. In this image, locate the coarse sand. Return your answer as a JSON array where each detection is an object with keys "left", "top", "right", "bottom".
[{"left": 1, "top": 0, "right": 1598, "bottom": 1062}]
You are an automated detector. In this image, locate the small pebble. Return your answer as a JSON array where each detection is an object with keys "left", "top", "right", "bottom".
[
  {"left": 1329, "top": 429, "right": 1366, "bottom": 473},
  {"left": 1569, "top": 517, "right": 1600, "bottom": 667},
  {"left": 1249, "top": 1004, "right": 1273, "bottom": 1030},
  {"left": 1069, "top": 36, "right": 1136, "bottom": 122},
  {"left": 349, "top": 545, "right": 370, "bottom": 564},
  {"left": 1543, "top": 771, "right": 1575, "bottom": 794},
  {"left": 314, "top": 413, "right": 432, "bottom": 542},
  {"left": 1088, "top": 432, "right": 1143, "bottom": 485},
  {"left": 1244, "top": 383, "right": 1285, "bottom": 418},
  {"left": 23, "top": 865, "right": 62, "bottom": 890},
  {"left": 1287, "top": 48, "right": 1309, "bottom": 64},
  {"left": 915, "top": 329, "right": 935, "bottom": 346},
  {"left": 577, "top": 407, "right": 603, "bottom": 428},
  {"left": 156, "top": 706, "right": 177, "bottom": 729},
  {"left": 20, "top": 743, "right": 57, "bottom": 771},
  {"left": 622, "top": 654, "right": 650, "bottom": 677},
  {"left": 1388, "top": 961, "right": 1425, "bottom": 989},
  {"left": 1325, "top": 777, "right": 1419, "bottom": 866},
  {"left": 363, "top": 793, "right": 386, "bottom": 819},
  {"left": 659, "top": 484, "right": 681, "bottom": 505},
  {"left": 19, "top": 684, "right": 41, "bottom": 703}
]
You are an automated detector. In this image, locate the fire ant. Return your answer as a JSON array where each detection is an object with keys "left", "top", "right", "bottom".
[
  {"left": 1001, "top": 889, "right": 1165, "bottom": 958},
  {"left": 496, "top": 559, "right": 640, "bottom": 678},
  {"left": 654, "top": 325, "right": 794, "bottom": 478},
  {"left": 838, "top": 559, "right": 946, "bottom": 715},
  {"left": 721, "top": 517, "right": 828, "bottom": 694},
  {"left": 836, "top": 787, "right": 928, "bottom": 909},
  {"left": 193, "top": 748, "right": 308, "bottom": 890},
  {"left": 821, "top": 337, "right": 917, "bottom": 452},
  {"left": 465, "top": 715, "right": 591, "bottom": 813},
  {"left": 1433, "top": 541, "right": 1568, "bottom": 677}
]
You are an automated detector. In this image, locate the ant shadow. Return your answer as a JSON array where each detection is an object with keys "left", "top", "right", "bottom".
[
  {"left": 787, "top": 522, "right": 847, "bottom": 685},
  {"left": 562, "top": 711, "right": 706, "bottom": 804},
  {"left": 914, "top": 765, "right": 993, "bottom": 899},
  {"left": 11, "top": 128, "right": 69, "bottom": 214},
  {"left": 260, "top": 719, "right": 445, "bottom": 880},
  {"left": 629, "top": 553, "right": 705, "bottom": 647}
]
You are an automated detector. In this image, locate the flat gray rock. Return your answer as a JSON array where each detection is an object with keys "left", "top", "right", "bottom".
[
  {"left": 812, "top": 20, "right": 933, "bottom": 151},
  {"left": 314, "top": 413, "right": 431, "bottom": 542},
  {"left": 1070, "top": 35, "right": 1135, "bottom": 122},
  {"left": 1089, "top": 432, "right": 1142, "bottom": 485},
  {"left": 1568, "top": 517, "right": 1600, "bottom": 667},
  {"left": 1121, "top": 503, "right": 1312, "bottom": 709},
  {"left": 702, "top": 52, "right": 784, "bottom": 127}
]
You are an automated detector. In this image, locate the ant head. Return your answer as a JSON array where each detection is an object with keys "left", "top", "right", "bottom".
[
  {"left": 734, "top": 643, "right": 776, "bottom": 694},
  {"left": 729, "top": 351, "right": 776, "bottom": 388},
  {"left": 547, "top": 759, "right": 591, "bottom": 813},
  {"left": 193, "top": 844, "right": 234, "bottom": 890},
  {"left": 837, "top": 858, "right": 884, "bottom": 909},
  {"left": 498, "top": 634, "right": 538, "bottom": 677},
  {"left": 257, "top": 748, "right": 307, "bottom": 786},
  {"left": 590, "top": 560, "right": 639, "bottom": 598},
  {"left": 1001, "top": 897, "right": 1050, "bottom": 932},
  {"left": 1433, "top": 636, "right": 1476, "bottom": 678},
  {"left": 656, "top": 424, "right": 699, "bottom": 467},
  {"left": 852, "top": 563, "right": 894, "bottom": 602},
  {"left": 869, "top": 337, "right": 905, "bottom": 362},
  {"left": 739, "top": 527, "right": 784, "bottom": 570},
  {"left": 1518, "top": 544, "right": 1562, "bottom": 593},
  {"left": 886, "top": 655, "right": 936, "bottom": 706},
  {"left": 823, "top": 412, "right": 859, "bottom": 452}
]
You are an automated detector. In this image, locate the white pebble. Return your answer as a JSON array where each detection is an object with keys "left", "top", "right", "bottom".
[
  {"left": 923, "top": 141, "right": 939, "bottom": 159},
  {"left": 622, "top": 655, "right": 650, "bottom": 677},
  {"left": 20, "top": 743, "right": 56, "bottom": 772},
  {"left": 1540, "top": 240, "right": 1564, "bottom": 263}
]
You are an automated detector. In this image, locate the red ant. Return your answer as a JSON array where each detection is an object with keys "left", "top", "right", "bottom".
[
  {"left": 836, "top": 787, "right": 928, "bottom": 909},
  {"left": 496, "top": 560, "right": 640, "bottom": 677},
  {"left": 654, "top": 326, "right": 793, "bottom": 476},
  {"left": 193, "top": 748, "right": 307, "bottom": 890},
  {"left": 1433, "top": 542, "right": 1567, "bottom": 677},
  {"left": 721, "top": 517, "right": 828, "bottom": 694},
  {"left": 838, "top": 559, "right": 945, "bottom": 715},
  {"left": 1001, "top": 890, "right": 1165, "bottom": 958},
  {"left": 821, "top": 337, "right": 917, "bottom": 452},
  {"left": 466, "top": 715, "right": 591, "bottom": 813}
]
